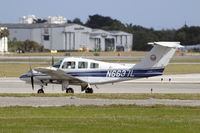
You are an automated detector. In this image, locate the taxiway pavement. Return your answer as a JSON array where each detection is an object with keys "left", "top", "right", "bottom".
[
  {"left": 0, "top": 74, "right": 199, "bottom": 94},
  {"left": 0, "top": 97, "right": 200, "bottom": 107}
]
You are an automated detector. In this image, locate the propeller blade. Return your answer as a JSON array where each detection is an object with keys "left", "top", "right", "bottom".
[
  {"left": 28, "top": 56, "right": 34, "bottom": 90},
  {"left": 30, "top": 68, "right": 34, "bottom": 90},
  {"left": 31, "top": 75, "right": 34, "bottom": 90},
  {"left": 52, "top": 56, "right": 54, "bottom": 66}
]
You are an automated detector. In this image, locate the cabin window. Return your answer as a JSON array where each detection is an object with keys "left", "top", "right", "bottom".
[
  {"left": 62, "top": 61, "right": 76, "bottom": 69},
  {"left": 90, "top": 63, "right": 99, "bottom": 69},
  {"left": 52, "top": 59, "right": 63, "bottom": 68},
  {"left": 78, "top": 61, "right": 88, "bottom": 69}
]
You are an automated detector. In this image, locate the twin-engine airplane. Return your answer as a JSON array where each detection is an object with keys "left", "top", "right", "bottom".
[{"left": 20, "top": 42, "right": 182, "bottom": 93}]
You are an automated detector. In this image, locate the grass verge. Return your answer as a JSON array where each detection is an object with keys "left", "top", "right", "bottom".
[
  {"left": 0, "top": 105, "right": 200, "bottom": 133},
  {"left": 0, "top": 63, "right": 200, "bottom": 77},
  {"left": 164, "top": 64, "right": 200, "bottom": 74},
  {"left": 0, "top": 93, "right": 200, "bottom": 100}
]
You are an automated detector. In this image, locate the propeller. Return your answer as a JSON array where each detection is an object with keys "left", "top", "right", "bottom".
[
  {"left": 51, "top": 56, "right": 54, "bottom": 66},
  {"left": 28, "top": 57, "right": 34, "bottom": 90},
  {"left": 30, "top": 68, "right": 34, "bottom": 90}
]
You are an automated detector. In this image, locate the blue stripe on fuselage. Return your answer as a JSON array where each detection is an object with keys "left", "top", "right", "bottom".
[
  {"left": 67, "top": 68, "right": 165, "bottom": 78},
  {"left": 20, "top": 68, "right": 165, "bottom": 79}
]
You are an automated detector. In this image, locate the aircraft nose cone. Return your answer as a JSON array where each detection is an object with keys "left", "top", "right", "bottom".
[{"left": 19, "top": 74, "right": 28, "bottom": 81}]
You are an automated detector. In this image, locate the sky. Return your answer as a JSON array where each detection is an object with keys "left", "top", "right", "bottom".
[{"left": 0, "top": 0, "right": 200, "bottom": 30}]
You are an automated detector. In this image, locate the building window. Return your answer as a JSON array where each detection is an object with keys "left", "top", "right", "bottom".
[
  {"left": 78, "top": 62, "right": 88, "bottom": 69},
  {"left": 62, "top": 61, "right": 76, "bottom": 69},
  {"left": 44, "top": 35, "right": 49, "bottom": 41},
  {"left": 90, "top": 63, "right": 99, "bottom": 69}
]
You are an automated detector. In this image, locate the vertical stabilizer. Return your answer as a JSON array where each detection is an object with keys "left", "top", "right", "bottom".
[{"left": 133, "top": 42, "right": 182, "bottom": 70}]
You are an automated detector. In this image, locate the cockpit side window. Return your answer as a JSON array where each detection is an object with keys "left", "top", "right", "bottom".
[
  {"left": 90, "top": 62, "right": 99, "bottom": 69},
  {"left": 62, "top": 61, "right": 76, "bottom": 69},
  {"left": 78, "top": 61, "right": 88, "bottom": 69},
  {"left": 52, "top": 59, "right": 63, "bottom": 68}
]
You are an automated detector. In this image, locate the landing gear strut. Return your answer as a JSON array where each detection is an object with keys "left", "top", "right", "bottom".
[
  {"left": 66, "top": 88, "right": 74, "bottom": 93},
  {"left": 85, "top": 88, "right": 93, "bottom": 93}
]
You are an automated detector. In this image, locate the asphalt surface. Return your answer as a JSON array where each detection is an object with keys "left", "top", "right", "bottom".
[
  {"left": 0, "top": 74, "right": 199, "bottom": 94},
  {"left": 0, "top": 97, "right": 200, "bottom": 107},
  {"left": 0, "top": 74, "right": 200, "bottom": 107}
]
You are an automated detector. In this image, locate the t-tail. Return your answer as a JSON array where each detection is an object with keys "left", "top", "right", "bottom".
[{"left": 133, "top": 42, "right": 183, "bottom": 77}]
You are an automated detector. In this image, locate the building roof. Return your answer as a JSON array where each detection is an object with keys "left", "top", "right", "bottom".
[
  {"left": 109, "top": 30, "right": 132, "bottom": 36},
  {"left": 2, "top": 23, "right": 132, "bottom": 36},
  {"left": 2, "top": 23, "right": 76, "bottom": 29}
]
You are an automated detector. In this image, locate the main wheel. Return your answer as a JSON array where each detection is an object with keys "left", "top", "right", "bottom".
[
  {"left": 85, "top": 88, "right": 93, "bottom": 94},
  {"left": 66, "top": 88, "right": 74, "bottom": 93},
  {"left": 37, "top": 89, "right": 44, "bottom": 94}
]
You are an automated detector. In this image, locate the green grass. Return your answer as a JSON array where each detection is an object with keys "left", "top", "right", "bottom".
[
  {"left": 0, "top": 105, "right": 200, "bottom": 133},
  {"left": 0, "top": 93, "right": 200, "bottom": 100},
  {"left": 164, "top": 64, "right": 200, "bottom": 74},
  {"left": 0, "top": 64, "right": 48, "bottom": 77},
  {"left": 0, "top": 63, "right": 200, "bottom": 77},
  {"left": 0, "top": 57, "right": 200, "bottom": 77},
  {"left": 76, "top": 93, "right": 200, "bottom": 100}
]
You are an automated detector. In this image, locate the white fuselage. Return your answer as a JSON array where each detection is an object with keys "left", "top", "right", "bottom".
[
  {"left": 19, "top": 42, "right": 182, "bottom": 93},
  {"left": 20, "top": 57, "right": 139, "bottom": 85}
]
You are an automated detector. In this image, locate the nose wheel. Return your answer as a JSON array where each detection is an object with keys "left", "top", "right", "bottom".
[
  {"left": 66, "top": 88, "right": 74, "bottom": 93},
  {"left": 37, "top": 89, "right": 44, "bottom": 93},
  {"left": 37, "top": 86, "right": 45, "bottom": 94},
  {"left": 85, "top": 88, "right": 93, "bottom": 93}
]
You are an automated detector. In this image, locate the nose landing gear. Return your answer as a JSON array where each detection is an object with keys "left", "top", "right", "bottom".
[
  {"left": 66, "top": 88, "right": 74, "bottom": 93},
  {"left": 37, "top": 89, "right": 44, "bottom": 93},
  {"left": 37, "top": 85, "right": 45, "bottom": 94}
]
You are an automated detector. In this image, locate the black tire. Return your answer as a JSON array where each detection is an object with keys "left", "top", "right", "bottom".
[
  {"left": 37, "top": 89, "right": 44, "bottom": 94},
  {"left": 85, "top": 88, "right": 93, "bottom": 94},
  {"left": 66, "top": 88, "right": 74, "bottom": 93}
]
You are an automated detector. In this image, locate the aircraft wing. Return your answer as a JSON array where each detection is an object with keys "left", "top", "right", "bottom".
[{"left": 34, "top": 67, "right": 86, "bottom": 83}]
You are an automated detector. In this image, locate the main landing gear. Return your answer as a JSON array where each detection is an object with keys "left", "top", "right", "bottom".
[
  {"left": 37, "top": 86, "right": 44, "bottom": 94},
  {"left": 81, "top": 84, "right": 94, "bottom": 94},
  {"left": 65, "top": 87, "right": 93, "bottom": 93},
  {"left": 85, "top": 88, "right": 93, "bottom": 93}
]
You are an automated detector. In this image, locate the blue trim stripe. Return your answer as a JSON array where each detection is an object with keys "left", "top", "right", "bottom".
[
  {"left": 67, "top": 68, "right": 165, "bottom": 78},
  {"left": 20, "top": 68, "right": 165, "bottom": 79}
]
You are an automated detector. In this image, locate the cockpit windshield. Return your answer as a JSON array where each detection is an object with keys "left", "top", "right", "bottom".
[{"left": 52, "top": 59, "right": 63, "bottom": 68}]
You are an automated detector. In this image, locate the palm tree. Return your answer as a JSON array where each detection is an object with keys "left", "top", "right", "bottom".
[
  {"left": 0, "top": 24, "right": 2, "bottom": 39},
  {"left": 1, "top": 29, "right": 9, "bottom": 37}
]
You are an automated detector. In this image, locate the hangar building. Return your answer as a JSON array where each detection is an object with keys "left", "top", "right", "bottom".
[{"left": 3, "top": 23, "right": 133, "bottom": 51}]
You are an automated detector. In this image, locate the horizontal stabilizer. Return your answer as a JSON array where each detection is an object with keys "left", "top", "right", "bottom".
[{"left": 148, "top": 42, "right": 183, "bottom": 48}]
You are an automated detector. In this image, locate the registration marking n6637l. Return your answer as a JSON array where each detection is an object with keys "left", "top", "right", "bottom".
[{"left": 106, "top": 69, "right": 134, "bottom": 78}]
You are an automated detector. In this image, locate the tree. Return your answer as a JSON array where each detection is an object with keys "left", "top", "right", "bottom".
[
  {"left": 8, "top": 39, "right": 43, "bottom": 52},
  {"left": 72, "top": 18, "right": 83, "bottom": 25},
  {"left": 0, "top": 24, "right": 9, "bottom": 41},
  {"left": 85, "top": 14, "right": 126, "bottom": 30},
  {"left": 1, "top": 28, "right": 9, "bottom": 37}
]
